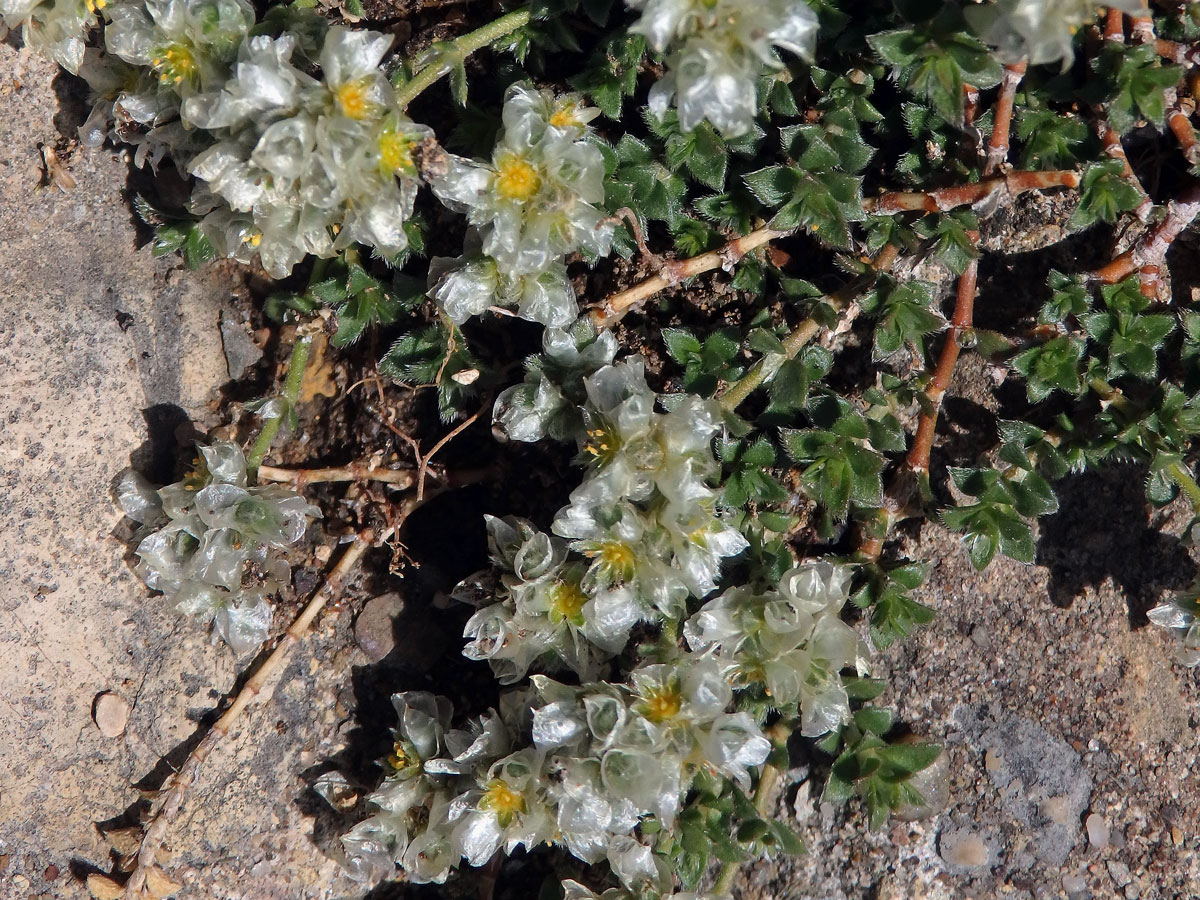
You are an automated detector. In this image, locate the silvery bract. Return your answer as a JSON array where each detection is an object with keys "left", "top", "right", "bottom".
[
  {"left": 0, "top": 0, "right": 100, "bottom": 73},
  {"left": 966, "top": 0, "right": 1143, "bottom": 67},
  {"left": 626, "top": 0, "right": 818, "bottom": 136},
  {"left": 1148, "top": 591, "right": 1200, "bottom": 668},
  {"left": 342, "top": 658, "right": 770, "bottom": 889},
  {"left": 685, "top": 560, "right": 868, "bottom": 736},
  {"left": 115, "top": 441, "right": 318, "bottom": 654}
]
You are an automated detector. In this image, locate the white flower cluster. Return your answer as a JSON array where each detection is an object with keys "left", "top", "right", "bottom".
[
  {"left": 966, "top": 0, "right": 1142, "bottom": 67},
  {"left": 624, "top": 0, "right": 819, "bottom": 136},
  {"left": 458, "top": 351, "right": 747, "bottom": 686},
  {"left": 0, "top": 0, "right": 100, "bottom": 73},
  {"left": 426, "top": 84, "right": 614, "bottom": 328},
  {"left": 685, "top": 560, "right": 868, "bottom": 736},
  {"left": 26, "top": 0, "right": 433, "bottom": 275},
  {"left": 115, "top": 441, "right": 318, "bottom": 653},
  {"left": 341, "top": 658, "right": 770, "bottom": 889}
]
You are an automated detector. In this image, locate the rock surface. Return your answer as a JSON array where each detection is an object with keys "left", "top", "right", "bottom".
[{"left": 0, "top": 49, "right": 360, "bottom": 900}]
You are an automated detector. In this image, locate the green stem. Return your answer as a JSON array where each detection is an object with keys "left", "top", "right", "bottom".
[
  {"left": 1168, "top": 460, "right": 1200, "bottom": 514},
  {"left": 394, "top": 6, "right": 533, "bottom": 110},
  {"left": 712, "top": 762, "right": 782, "bottom": 896},
  {"left": 247, "top": 336, "right": 312, "bottom": 476},
  {"left": 719, "top": 317, "right": 823, "bottom": 413}
]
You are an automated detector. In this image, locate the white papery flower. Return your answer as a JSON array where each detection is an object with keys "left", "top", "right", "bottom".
[
  {"left": 427, "top": 82, "right": 613, "bottom": 277},
  {"left": 966, "top": 0, "right": 1142, "bottom": 67},
  {"left": 494, "top": 324, "right": 619, "bottom": 443},
  {"left": 429, "top": 246, "right": 578, "bottom": 328},
  {"left": 105, "top": 0, "right": 254, "bottom": 94},
  {"left": 448, "top": 748, "right": 555, "bottom": 865},
  {"left": 628, "top": 0, "right": 819, "bottom": 136},
  {"left": 115, "top": 441, "right": 318, "bottom": 654},
  {"left": 0, "top": 0, "right": 98, "bottom": 73},
  {"left": 180, "top": 33, "right": 313, "bottom": 130},
  {"left": 1148, "top": 593, "right": 1200, "bottom": 668},
  {"left": 685, "top": 561, "right": 866, "bottom": 736}
]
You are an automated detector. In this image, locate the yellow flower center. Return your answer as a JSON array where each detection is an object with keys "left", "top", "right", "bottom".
[
  {"left": 386, "top": 739, "right": 416, "bottom": 772},
  {"left": 480, "top": 779, "right": 525, "bottom": 826},
  {"left": 548, "top": 580, "right": 587, "bottom": 622},
  {"left": 378, "top": 129, "right": 415, "bottom": 174},
  {"left": 85, "top": 0, "right": 106, "bottom": 13},
  {"left": 494, "top": 153, "right": 541, "bottom": 201},
  {"left": 639, "top": 685, "right": 683, "bottom": 723},
  {"left": 593, "top": 541, "right": 635, "bottom": 576},
  {"left": 335, "top": 79, "right": 374, "bottom": 120},
  {"left": 549, "top": 105, "right": 581, "bottom": 128},
  {"left": 583, "top": 426, "right": 619, "bottom": 464},
  {"left": 151, "top": 43, "right": 198, "bottom": 87},
  {"left": 245, "top": 230, "right": 262, "bottom": 248}
]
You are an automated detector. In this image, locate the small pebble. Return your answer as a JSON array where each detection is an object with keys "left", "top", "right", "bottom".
[
  {"left": 1063, "top": 873, "right": 1088, "bottom": 893},
  {"left": 12, "top": 874, "right": 29, "bottom": 891},
  {"left": 92, "top": 691, "right": 129, "bottom": 738},
  {"left": 939, "top": 828, "right": 993, "bottom": 868},
  {"left": 44, "top": 864, "right": 58, "bottom": 881},
  {"left": 354, "top": 593, "right": 405, "bottom": 662},
  {"left": 1042, "top": 795, "right": 1071, "bottom": 826},
  {"left": 1086, "top": 813, "right": 1110, "bottom": 849}
]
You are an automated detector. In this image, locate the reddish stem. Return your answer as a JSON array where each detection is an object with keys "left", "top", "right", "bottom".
[
  {"left": 906, "top": 250, "right": 980, "bottom": 476},
  {"left": 963, "top": 83, "right": 980, "bottom": 129},
  {"left": 1098, "top": 117, "right": 1153, "bottom": 222},
  {"left": 1157, "top": 38, "right": 1200, "bottom": 66},
  {"left": 985, "top": 61, "right": 1027, "bottom": 176},
  {"left": 865, "top": 170, "right": 1079, "bottom": 214},
  {"left": 1093, "top": 180, "right": 1200, "bottom": 283},
  {"left": 1167, "top": 92, "right": 1200, "bottom": 165},
  {"left": 1130, "top": 8, "right": 1154, "bottom": 45},
  {"left": 1104, "top": 8, "right": 1125, "bottom": 43}
]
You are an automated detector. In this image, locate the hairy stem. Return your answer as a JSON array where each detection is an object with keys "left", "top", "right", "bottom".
[
  {"left": 1156, "top": 38, "right": 1200, "bottom": 67},
  {"left": 718, "top": 244, "right": 900, "bottom": 413},
  {"left": 246, "top": 336, "right": 311, "bottom": 475},
  {"left": 1168, "top": 461, "right": 1200, "bottom": 514},
  {"left": 394, "top": 6, "right": 532, "bottom": 109},
  {"left": 712, "top": 762, "right": 783, "bottom": 897},
  {"left": 591, "top": 227, "right": 788, "bottom": 328}
]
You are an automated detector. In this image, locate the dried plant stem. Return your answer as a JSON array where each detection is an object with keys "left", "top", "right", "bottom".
[
  {"left": 718, "top": 244, "right": 901, "bottom": 413},
  {"left": 906, "top": 252, "right": 980, "bottom": 477},
  {"left": 394, "top": 6, "right": 532, "bottom": 110},
  {"left": 984, "top": 61, "right": 1026, "bottom": 176},
  {"left": 121, "top": 520, "right": 393, "bottom": 898},
  {"left": 1093, "top": 180, "right": 1200, "bottom": 283},
  {"left": 246, "top": 336, "right": 311, "bottom": 475},
  {"left": 862, "top": 170, "right": 1079, "bottom": 215},
  {"left": 591, "top": 226, "right": 788, "bottom": 327},
  {"left": 257, "top": 462, "right": 415, "bottom": 487}
]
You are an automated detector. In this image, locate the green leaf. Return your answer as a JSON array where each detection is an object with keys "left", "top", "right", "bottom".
[{"left": 663, "top": 327, "right": 702, "bottom": 363}]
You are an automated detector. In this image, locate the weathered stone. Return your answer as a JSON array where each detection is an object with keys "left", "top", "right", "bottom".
[{"left": 92, "top": 691, "right": 130, "bottom": 738}]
